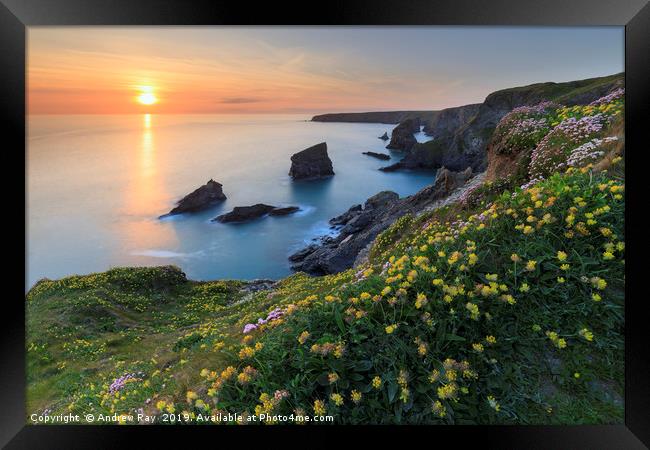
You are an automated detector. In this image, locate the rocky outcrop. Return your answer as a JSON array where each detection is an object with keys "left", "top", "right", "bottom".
[
  {"left": 239, "top": 279, "right": 277, "bottom": 293},
  {"left": 290, "top": 167, "right": 473, "bottom": 275},
  {"left": 214, "top": 204, "right": 299, "bottom": 223},
  {"left": 269, "top": 206, "right": 300, "bottom": 216},
  {"left": 378, "top": 132, "right": 389, "bottom": 141},
  {"left": 484, "top": 142, "right": 532, "bottom": 182},
  {"left": 386, "top": 118, "right": 421, "bottom": 152},
  {"left": 289, "top": 142, "right": 335, "bottom": 180},
  {"left": 329, "top": 204, "right": 362, "bottom": 226},
  {"left": 163, "top": 179, "right": 226, "bottom": 217},
  {"left": 363, "top": 151, "right": 391, "bottom": 160},
  {"left": 380, "top": 73, "right": 623, "bottom": 173}
]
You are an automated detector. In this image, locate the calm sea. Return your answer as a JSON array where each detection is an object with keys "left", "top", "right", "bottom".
[{"left": 27, "top": 114, "right": 435, "bottom": 289}]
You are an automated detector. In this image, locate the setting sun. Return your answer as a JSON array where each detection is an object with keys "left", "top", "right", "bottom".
[
  {"left": 137, "top": 91, "right": 157, "bottom": 105},
  {"left": 136, "top": 85, "right": 158, "bottom": 105}
]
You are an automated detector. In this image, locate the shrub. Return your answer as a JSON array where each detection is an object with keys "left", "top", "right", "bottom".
[{"left": 491, "top": 102, "right": 559, "bottom": 155}]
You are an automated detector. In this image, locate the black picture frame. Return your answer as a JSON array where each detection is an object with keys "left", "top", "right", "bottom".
[{"left": 2, "top": 0, "right": 648, "bottom": 447}]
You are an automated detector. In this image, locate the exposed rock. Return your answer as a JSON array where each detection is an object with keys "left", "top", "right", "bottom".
[
  {"left": 164, "top": 179, "right": 226, "bottom": 216},
  {"left": 289, "top": 142, "right": 334, "bottom": 180},
  {"left": 364, "top": 191, "right": 399, "bottom": 209},
  {"left": 484, "top": 141, "right": 532, "bottom": 182},
  {"left": 268, "top": 206, "right": 300, "bottom": 216},
  {"left": 363, "top": 151, "right": 390, "bottom": 160},
  {"left": 422, "top": 104, "right": 481, "bottom": 138},
  {"left": 213, "top": 204, "right": 276, "bottom": 223},
  {"left": 386, "top": 118, "right": 421, "bottom": 151},
  {"left": 329, "top": 204, "right": 362, "bottom": 226},
  {"left": 289, "top": 244, "right": 319, "bottom": 262},
  {"left": 214, "top": 204, "right": 300, "bottom": 223},
  {"left": 239, "top": 279, "right": 277, "bottom": 293},
  {"left": 378, "top": 132, "right": 389, "bottom": 141},
  {"left": 290, "top": 168, "right": 473, "bottom": 275}
]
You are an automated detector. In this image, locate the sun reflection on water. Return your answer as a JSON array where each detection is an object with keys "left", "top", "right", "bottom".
[
  {"left": 115, "top": 114, "right": 177, "bottom": 254},
  {"left": 141, "top": 114, "right": 154, "bottom": 178}
]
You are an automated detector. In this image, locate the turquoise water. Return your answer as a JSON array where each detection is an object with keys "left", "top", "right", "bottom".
[{"left": 27, "top": 114, "right": 435, "bottom": 288}]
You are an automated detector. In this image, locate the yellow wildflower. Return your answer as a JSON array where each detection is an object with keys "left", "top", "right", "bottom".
[
  {"left": 297, "top": 331, "right": 310, "bottom": 344},
  {"left": 330, "top": 393, "right": 344, "bottom": 406},
  {"left": 579, "top": 328, "right": 594, "bottom": 341},
  {"left": 313, "top": 399, "right": 326, "bottom": 416},
  {"left": 432, "top": 400, "right": 446, "bottom": 418},
  {"left": 487, "top": 395, "right": 501, "bottom": 412}
]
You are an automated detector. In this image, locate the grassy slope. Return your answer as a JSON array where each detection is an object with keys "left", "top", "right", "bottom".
[{"left": 26, "top": 266, "right": 355, "bottom": 419}]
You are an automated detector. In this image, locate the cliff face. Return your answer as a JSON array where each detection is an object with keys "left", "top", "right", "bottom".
[
  {"left": 422, "top": 103, "right": 481, "bottom": 139},
  {"left": 378, "top": 73, "right": 624, "bottom": 173}
]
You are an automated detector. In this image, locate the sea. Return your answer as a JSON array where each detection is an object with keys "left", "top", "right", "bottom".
[{"left": 27, "top": 113, "right": 436, "bottom": 289}]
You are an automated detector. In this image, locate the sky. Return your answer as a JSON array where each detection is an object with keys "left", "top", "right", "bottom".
[{"left": 28, "top": 26, "right": 624, "bottom": 115}]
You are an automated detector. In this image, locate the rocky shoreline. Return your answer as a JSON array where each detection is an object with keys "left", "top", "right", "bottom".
[{"left": 289, "top": 167, "right": 475, "bottom": 275}]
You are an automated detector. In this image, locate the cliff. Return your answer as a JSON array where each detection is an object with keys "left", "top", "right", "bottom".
[
  {"left": 312, "top": 110, "right": 438, "bottom": 125},
  {"left": 381, "top": 73, "right": 623, "bottom": 172}
]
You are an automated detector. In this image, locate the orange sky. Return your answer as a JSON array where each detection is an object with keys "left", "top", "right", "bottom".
[{"left": 28, "top": 27, "right": 624, "bottom": 115}]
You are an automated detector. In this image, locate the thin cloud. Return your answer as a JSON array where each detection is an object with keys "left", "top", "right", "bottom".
[{"left": 218, "top": 97, "right": 264, "bottom": 104}]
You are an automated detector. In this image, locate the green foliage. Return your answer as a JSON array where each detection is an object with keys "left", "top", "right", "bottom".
[{"left": 190, "top": 166, "right": 624, "bottom": 424}]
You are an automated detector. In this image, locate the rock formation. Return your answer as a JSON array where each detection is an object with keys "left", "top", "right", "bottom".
[
  {"left": 213, "top": 204, "right": 300, "bottom": 223},
  {"left": 269, "top": 206, "right": 301, "bottom": 216},
  {"left": 288, "top": 142, "right": 334, "bottom": 180},
  {"left": 163, "top": 179, "right": 226, "bottom": 217},
  {"left": 378, "top": 132, "right": 389, "bottom": 141},
  {"left": 381, "top": 73, "right": 623, "bottom": 172},
  {"left": 362, "top": 151, "right": 391, "bottom": 160},
  {"left": 290, "top": 167, "right": 473, "bottom": 275},
  {"left": 386, "top": 118, "right": 421, "bottom": 152}
]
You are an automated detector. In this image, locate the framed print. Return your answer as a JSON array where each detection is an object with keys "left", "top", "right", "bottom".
[{"left": 2, "top": 0, "right": 649, "bottom": 447}]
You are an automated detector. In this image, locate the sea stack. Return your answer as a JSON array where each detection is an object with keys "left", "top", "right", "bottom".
[
  {"left": 164, "top": 179, "right": 226, "bottom": 216},
  {"left": 289, "top": 142, "right": 334, "bottom": 180},
  {"left": 386, "top": 118, "right": 421, "bottom": 152},
  {"left": 378, "top": 132, "right": 389, "bottom": 141}
]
